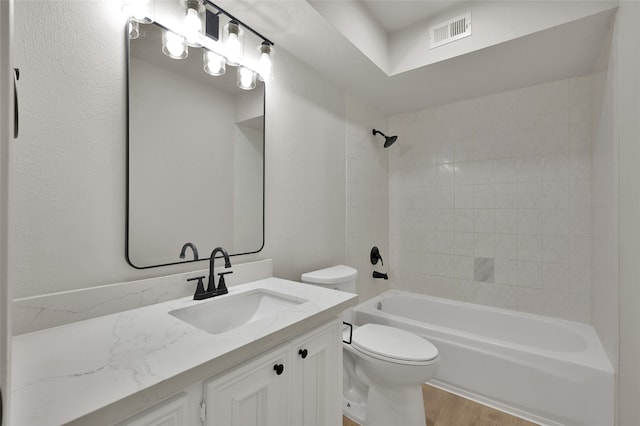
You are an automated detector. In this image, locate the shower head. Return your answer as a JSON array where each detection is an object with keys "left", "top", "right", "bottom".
[{"left": 372, "top": 129, "right": 398, "bottom": 148}]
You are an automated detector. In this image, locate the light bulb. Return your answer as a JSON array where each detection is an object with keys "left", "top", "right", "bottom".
[
  {"left": 204, "top": 50, "right": 226, "bottom": 76},
  {"left": 256, "top": 43, "right": 274, "bottom": 81},
  {"left": 121, "top": 0, "right": 154, "bottom": 23},
  {"left": 237, "top": 67, "right": 256, "bottom": 90},
  {"left": 223, "top": 21, "right": 244, "bottom": 66},
  {"left": 184, "top": 1, "right": 202, "bottom": 47},
  {"left": 162, "top": 30, "right": 188, "bottom": 60}
]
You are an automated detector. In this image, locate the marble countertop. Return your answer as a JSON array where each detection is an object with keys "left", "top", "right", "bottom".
[{"left": 11, "top": 277, "right": 357, "bottom": 426}]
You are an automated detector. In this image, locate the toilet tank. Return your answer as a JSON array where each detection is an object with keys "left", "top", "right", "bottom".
[{"left": 301, "top": 265, "right": 358, "bottom": 293}]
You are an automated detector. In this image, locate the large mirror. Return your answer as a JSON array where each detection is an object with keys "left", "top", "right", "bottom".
[{"left": 126, "top": 22, "right": 265, "bottom": 269}]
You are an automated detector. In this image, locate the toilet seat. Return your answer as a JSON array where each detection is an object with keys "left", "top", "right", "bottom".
[{"left": 351, "top": 324, "right": 439, "bottom": 366}]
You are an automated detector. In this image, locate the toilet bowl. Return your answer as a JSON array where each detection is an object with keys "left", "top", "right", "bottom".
[{"left": 301, "top": 265, "right": 440, "bottom": 426}]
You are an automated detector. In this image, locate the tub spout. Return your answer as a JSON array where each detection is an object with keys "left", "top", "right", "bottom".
[{"left": 372, "top": 271, "right": 388, "bottom": 280}]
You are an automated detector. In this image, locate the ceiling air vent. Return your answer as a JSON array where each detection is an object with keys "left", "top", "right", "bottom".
[{"left": 429, "top": 12, "right": 472, "bottom": 49}]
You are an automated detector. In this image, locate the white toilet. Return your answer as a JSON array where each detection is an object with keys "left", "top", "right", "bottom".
[{"left": 301, "top": 265, "right": 440, "bottom": 426}]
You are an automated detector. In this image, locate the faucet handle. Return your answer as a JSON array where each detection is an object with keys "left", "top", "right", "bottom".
[
  {"left": 187, "top": 275, "right": 207, "bottom": 300},
  {"left": 216, "top": 271, "right": 233, "bottom": 295}
]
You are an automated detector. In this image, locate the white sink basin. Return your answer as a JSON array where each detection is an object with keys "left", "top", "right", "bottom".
[{"left": 169, "top": 289, "right": 307, "bottom": 334}]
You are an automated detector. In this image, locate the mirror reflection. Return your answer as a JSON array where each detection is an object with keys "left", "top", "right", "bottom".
[{"left": 127, "top": 22, "right": 264, "bottom": 269}]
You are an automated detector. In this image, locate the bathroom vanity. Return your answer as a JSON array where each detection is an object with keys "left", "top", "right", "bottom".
[{"left": 11, "top": 272, "right": 356, "bottom": 425}]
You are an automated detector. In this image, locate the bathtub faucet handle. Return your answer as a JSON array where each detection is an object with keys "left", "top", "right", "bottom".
[{"left": 370, "top": 246, "right": 384, "bottom": 266}]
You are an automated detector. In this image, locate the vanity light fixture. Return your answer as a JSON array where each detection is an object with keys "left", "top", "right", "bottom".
[
  {"left": 162, "top": 30, "right": 188, "bottom": 59},
  {"left": 123, "top": 0, "right": 275, "bottom": 90},
  {"left": 256, "top": 41, "right": 274, "bottom": 81},
  {"left": 184, "top": 0, "right": 204, "bottom": 47},
  {"left": 222, "top": 20, "right": 243, "bottom": 66},
  {"left": 203, "top": 49, "right": 226, "bottom": 76},
  {"left": 237, "top": 66, "right": 257, "bottom": 90}
]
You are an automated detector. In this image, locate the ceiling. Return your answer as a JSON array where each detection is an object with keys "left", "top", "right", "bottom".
[
  {"left": 358, "top": 0, "right": 469, "bottom": 34},
  {"left": 218, "top": 0, "right": 617, "bottom": 115}
]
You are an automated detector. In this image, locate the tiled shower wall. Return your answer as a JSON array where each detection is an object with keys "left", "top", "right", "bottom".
[
  {"left": 388, "top": 76, "right": 593, "bottom": 322},
  {"left": 346, "top": 95, "right": 390, "bottom": 303}
]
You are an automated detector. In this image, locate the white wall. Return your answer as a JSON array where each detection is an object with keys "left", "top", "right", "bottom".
[
  {"left": 614, "top": 2, "right": 640, "bottom": 425},
  {"left": 346, "top": 94, "right": 390, "bottom": 302},
  {"left": 387, "top": 76, "right": 594, "bottom": 322},
  {"left": 11, "top": 1, "right": 347, "bottom": 298}
]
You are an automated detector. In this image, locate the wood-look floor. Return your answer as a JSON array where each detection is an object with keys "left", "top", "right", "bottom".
[{"left": 342, "top": 384, "right": 538, "bottom": 426}]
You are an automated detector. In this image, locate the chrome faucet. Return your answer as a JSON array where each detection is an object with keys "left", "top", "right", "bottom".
[{"left": 186, "top": 246, "right": 233, "bottom": 300}]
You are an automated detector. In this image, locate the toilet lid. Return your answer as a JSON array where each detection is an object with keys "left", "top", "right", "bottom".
[{"left": 351, "top": 324, "right": 438, "bottom": 363}]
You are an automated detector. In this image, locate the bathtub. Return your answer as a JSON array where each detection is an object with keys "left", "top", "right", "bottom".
[{"left": 353, "top": 290, "right": 614, "bottom": 426}]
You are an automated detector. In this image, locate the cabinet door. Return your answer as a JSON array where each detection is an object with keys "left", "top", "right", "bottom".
[
  {"left": 114, "top": 392, "right": 191, "bottom": 426},
  {"left": 291, "top": 319, "right": 342, "bottom": 426},
  {"left": 203, "top": 345, "right": 291, "bottom": 426}
]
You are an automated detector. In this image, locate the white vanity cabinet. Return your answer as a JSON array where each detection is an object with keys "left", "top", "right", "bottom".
[
  {"left": 203, "top": 319, "right": 342, "bottom": 426},
  {"left": 113, "top": 318, "right": 343, "bottom": 426},
  {"left": 291, "top": 321, "right": 342, "bottom": 426}
]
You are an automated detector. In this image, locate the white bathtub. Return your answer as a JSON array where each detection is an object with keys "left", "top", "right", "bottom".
[{"left": 353, "top": 290, "right": 614, "bottom": 426}]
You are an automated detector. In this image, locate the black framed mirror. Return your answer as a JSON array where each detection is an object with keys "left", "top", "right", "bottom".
[{"left": 126, "top": 21, "right": 265, "bottom": 269}]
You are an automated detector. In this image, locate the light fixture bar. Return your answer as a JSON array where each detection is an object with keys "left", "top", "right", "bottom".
[{"left": 202, "top": 0, "right": 274, "bottom": 47}]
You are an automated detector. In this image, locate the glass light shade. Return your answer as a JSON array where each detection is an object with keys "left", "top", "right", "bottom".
[
  {"left": 121, "top": 0, "right": 154, "bottom": 23},
  {"left": 237, "top": 67, "right": 256, "bottom": 90},
  {"left": 183, "top": 0, "right": 203, "bottom": 47},
  {"left": 256, "top": 42, "right": 274, "bottom": 81},
  {"left": 162, "top": 30, "right": 188, "bottom": 59},
  {"left": 204, "top": 50, "right": 226, "bottom": 76},
  {"left": 223, "top": 21, "right": 244, "bottom": 66},
  {"left": 128, "top": 20, "right": 140, "bottom": 40}
]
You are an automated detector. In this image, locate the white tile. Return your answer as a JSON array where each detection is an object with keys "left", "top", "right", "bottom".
[
  {"left": 495, "top": 183, "right": 518, "bottom": 209},
  {"left": 436, "top": 209, "right": 455, "bottom": 231},
  {"left": 542, "top": 181, "right": 569, "bottom": 209},
  {"left": 569, "top": 180, "right": 591, "bottom": 209},
  {"left": 454, "top": 255, "right": 474, "bottom": 280},
  {"left": 436, "top": 254, "right": 454, "bottom": 277},
  {"left": 542, "top": 209, "right": 570, "bottom": 236},
  {"left": 454, "top": 279, "right": 477, "bottom": 303},
  {"left": 570, "top": 237, "right": 591, "bottom": 266},
  {"left": 474, "top": 160, "right": 495, "bottom": 184},
  {"left": 495, "top": 209, "right": 517, "bottom": 234},
  {"left": 495, "top": 234, "right": 518, "bottom": 260},
  {"left": 570, "top": 208, "right": 591, "bottom": 237},
  {"left": 518, "top": 235, "right": 542, "bottom": 262},
  {"left": 454, "top": 209, "right": 474, "bottom": 232},
  {"left": 474, "top": 209, "right": 494, "bottom": 233},
  {"left": 566, "top": 294, "right": 591, "bottom": 323},
  {"left": 455, "top": 138, "right": 475, "bottom": 162},
  {"left": 517, "top": 209, "right": 542, "bottom": 235},
  {"left": 474, "top": 184, "right": 494, "bottom": 209},
  {"left": 517, "top": 287, "right": 542, "bottom": 314},
  {"left": 437, "top": 140, "right": 455, "bottom": 164},
  {"left": 542, "top": 235, "right": 570, "bottom": 264},
  {"left": 570, "top": 264, "right": 592, "bottom": 295},
  {"left": 454, "top": 232, "right": 475, "bottom": 256},
  {"left": 495, "top": 258, "right": 518, "bottom": 285},
  {"left": 541, "top": 290, "right": 569, "bottom": 319},
  {"left": 494, "top": 158, "right": 518, "bottom": 183},
  {"left": 437, "top": 163, "right": 455, "bottom": 186},
  {"left": 454, "top": 185, "right": 474, "bottom": 208},
  {"left": 569, "top": 150, "right": 591, "bottom": 180},
  {"left": 517, "top": 181, "right": 542, "bottom": 208},
  {"left": 517, "top": 156, "right": 542, "bottom": 182},
  {"left": 518, "top": 128, "right": 544, "bottom": 156},
  {"left": 420, "top": 230, "right": 437, "bottom": 253},
  {"left": 542, "top": 262, "right": 570, "bottom": 292},
  {"left": 454, "top": 161, "right": 474, "bottom": 185},
  {"left": 474, "top": 233, "right": 495, "bottom": 258},
  {"left": 435, "top": 186, "right": 454, "bottom": 209},
  {"left": 419, "top": 253, "right": 439, "bottom": 275},
  {"left": 518, "top": 261, "right": 542, "bottom": 288},
  {"left": 435, "top": 231, "right": 454, "bottom": 254},
  {"left": 542, "top": 152, "right": 569, "bottom": 181}
]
